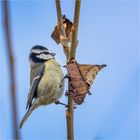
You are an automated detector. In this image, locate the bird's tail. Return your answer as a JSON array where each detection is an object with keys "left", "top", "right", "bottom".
[{"left": 19, "top": 102, "right": 38, "bottom": 129}]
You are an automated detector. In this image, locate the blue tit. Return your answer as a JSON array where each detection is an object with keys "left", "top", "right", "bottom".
[{"left": 20, "top": 45, "right": 64, "bottom": 128}]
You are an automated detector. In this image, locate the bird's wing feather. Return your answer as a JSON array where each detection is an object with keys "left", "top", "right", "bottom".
[{"left": 26, "top": 64, "right": 45, "bottom": 109}]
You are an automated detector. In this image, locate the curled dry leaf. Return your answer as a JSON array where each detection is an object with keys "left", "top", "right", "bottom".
[
  {"left": 51, "top": 15, "right": 73, "bottom": 44},
  {"left": 67, "top": 60, "right": 106, "bottom": 105}
]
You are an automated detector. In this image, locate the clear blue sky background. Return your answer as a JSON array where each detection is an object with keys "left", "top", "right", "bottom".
[{"left": 0, "top": 0, "right": 139, "bottom": 139}]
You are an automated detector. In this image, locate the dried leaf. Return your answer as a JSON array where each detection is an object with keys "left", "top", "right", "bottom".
[
  {"left": 51, "top": 15, "right": 73, "bottom": 44},
  {"left": 78, "top": 64, "right": 106, "bottom": 87},
  {"left": 67, "top": 61, "right": 106, "bottom": 104}
]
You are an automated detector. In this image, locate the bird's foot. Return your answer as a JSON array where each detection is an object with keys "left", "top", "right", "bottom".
[
  {"left": 55, "top": 100, "right": 67, "bottom": 107},
  {"left": 64, "top": 74, "right": 70, "bottom": 79},
  {"left": 61, "top": 74, "right": 70, "bottom": 83},
  {"left": 65, "top": 90, "right": 70, "bottom": 96}
]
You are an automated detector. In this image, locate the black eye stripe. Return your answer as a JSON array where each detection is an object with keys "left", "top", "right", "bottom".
[
  {"left": 33, "top": 51, "right": 49, "bottom": 55},
  {"left": 30, "top": 53, "right": 46, "bottom": 63}
]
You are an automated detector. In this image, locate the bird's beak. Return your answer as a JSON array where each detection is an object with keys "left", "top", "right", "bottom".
[{"left": 50, "top": 52, "right": 56, "bottom": 56}]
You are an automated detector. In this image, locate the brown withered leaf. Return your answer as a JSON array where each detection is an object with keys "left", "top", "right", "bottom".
[
  {"left": 78, "top": 64, "right": 106, "bottom": 87},
  {"left": 67, "top": 61, "right": 106, "bottom": 105},
  {"left": 51, "top": 26, "right": 60, "bottom": 44},
  {"left": 51, "top": 15, "right": 73, "bottom": 44}
]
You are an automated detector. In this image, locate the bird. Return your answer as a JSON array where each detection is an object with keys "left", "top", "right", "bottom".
[{"left": 19, "top": 45, "right": 64, "bottom": 128}]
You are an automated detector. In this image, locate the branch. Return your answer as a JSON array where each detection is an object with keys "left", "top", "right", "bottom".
[
  {"left": 55, "top": 0, "right": 81, "bottom": 140},
  {"left": 3, "top": 1, "right": 20, "bottom": 139},
  {"left": 70, "top": 0, "right": 81, "bottom": 60},
  {"left": 55, "top": 0, "right": 70, "bottom": 60},
  {"left": 66, "top": 1, "right": 81, "bottom": 140}
]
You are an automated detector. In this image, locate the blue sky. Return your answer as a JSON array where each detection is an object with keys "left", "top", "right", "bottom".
[{"left": 0, "top": 0, "right": 139, "bottom": 139}]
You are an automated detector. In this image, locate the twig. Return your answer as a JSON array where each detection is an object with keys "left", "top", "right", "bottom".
[
  {"left": 55, "top": 0, "right": 81, "bottom": 140},
  {"left": 3, "top": 1, "right": 20, "bottom": 139},
  {"left": 55, "top": 0, "right": 74, "bottom": 139},
  {"left": 70, "top": 0, "right": 81, "bottom": 60},
  {"left": 55, "top": 0, "right": 70, "bottom": 60},
  {"left": 66, "top": 1, "right": 81, "bottom": 140}
]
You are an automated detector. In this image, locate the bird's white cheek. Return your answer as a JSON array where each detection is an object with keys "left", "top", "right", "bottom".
[{"left": 36, "top": 54, "right": 53, "bottom": 60}]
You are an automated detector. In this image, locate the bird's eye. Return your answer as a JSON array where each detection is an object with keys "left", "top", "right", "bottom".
[{"left": 42, "top": 51, "right": 49, "bottom": 55}]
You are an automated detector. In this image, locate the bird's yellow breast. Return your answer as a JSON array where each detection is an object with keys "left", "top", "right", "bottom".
[{"left": 37, "top": 59, "right": 64, "bottom": 104}]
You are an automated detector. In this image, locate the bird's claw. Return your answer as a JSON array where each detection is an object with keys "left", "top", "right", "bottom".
[
  {"left": 64, "top": 74, "right": 70, "bottom": 79},
  {"left": 55, "top": 100, "right": 67, "bottom": 106},
  {"left": 65, "top": 90, "right": 70, "bottom": 96}
]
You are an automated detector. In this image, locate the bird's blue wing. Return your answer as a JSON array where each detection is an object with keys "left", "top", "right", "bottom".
[{"left": 26, "top": 64, "right": 45, "bottom": 110}]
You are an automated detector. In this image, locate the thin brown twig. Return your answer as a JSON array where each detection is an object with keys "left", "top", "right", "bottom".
[
  {"left": 55, "top": 0, "right": 74, "bottom": 139},
  {"left": 55, "top": 0, "right": 70, "bottom": 60},
  {"left": 70, "top": 0, "right": 81, "bottom": 60},
  {"left": 3, "top": 1, "right": 20, "bottom": 139},
  {"left": 66, "top": 1, "right": 81, "bottom": 140},
  {"left": 55, "top": 0, "right": 81, "bottom": 140}
]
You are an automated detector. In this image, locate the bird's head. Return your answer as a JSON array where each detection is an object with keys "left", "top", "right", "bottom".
[{"left": 29, "top": 45, "right": 56, "bottom": 67}]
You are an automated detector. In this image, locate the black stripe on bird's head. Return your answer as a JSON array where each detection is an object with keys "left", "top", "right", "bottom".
[{"left": 29, "top": 45, "right": 56, "bottom": 66}]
